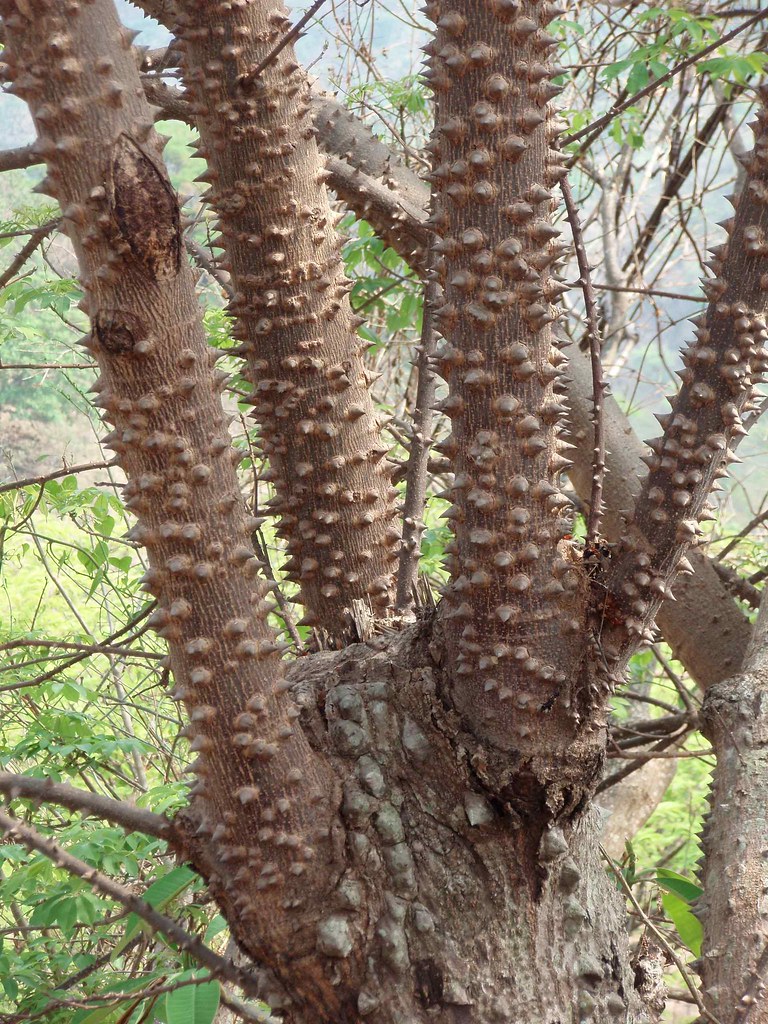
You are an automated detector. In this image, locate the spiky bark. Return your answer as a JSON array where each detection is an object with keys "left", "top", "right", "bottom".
[
  {"left": 0, "top": 0, "right": 342, "bottom": 1010},
  {"left": 565, "top": 339, "right": 751, "bottom": 689},
  {"left": 424, "top": 0, "right": 602, "bottom": 813},
  {"left": 600, "top": 89, "right": 768, "bottom": 664},
  {"left": 6, "top": 0, "right": 768, "bottom": 1020},
  {"left": 173, "top": 0, "right": 400, "bottom": 641}
]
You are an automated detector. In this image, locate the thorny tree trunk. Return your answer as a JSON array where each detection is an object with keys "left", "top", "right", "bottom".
[
  {"left": 3, "top": 0, "right": 768, "bottom": 1022},
  {"left": 697, "top": 582, "right": 768, "bottom": 1021},
  {"left": 173, "top": 0, "right": 400, "bottom": 643}
]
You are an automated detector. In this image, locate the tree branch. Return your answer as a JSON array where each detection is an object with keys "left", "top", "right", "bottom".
[
  {"left": 0, "top": 809, "right": 260, "bottom": 997},
  {"left": 0, "top": 458, "right": 113, "bottom": 494},
  {"left": 565, "top": 7, "right": 768, "bottom": 156},
  {"left": 175, "top": 0, "right": 400, "bottom": 637},
  {"left": 0, "top": 218, "right": 59, "bottom": 291},
  {"left": 697, "top": 581, "right": 768, "bottom": 1022},
  {"left": 395, "top": 275, "right": 438, "bottom": 613},
  {"left": 565, "top": 339, "right": 752, "bottom": 687},
  {"left": 299, "top": 86, "right": 755, "bottom": 690},
  {"left": 560, "top": 177, "right": 605, "bottom": 548},
  {"left": 0, "top": 773, "right": 173, "bottom": 840},
  {"left": 601, "top": 87, "right": 768, "bottom": 662},
  {"left": 0, "top": 144, "right": 46, "bottom": 172},
  {"left": 2, "top": 3, "right": 337, "bottom": 1014}
]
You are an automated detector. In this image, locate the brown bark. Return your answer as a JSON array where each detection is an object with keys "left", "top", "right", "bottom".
[
  {"left": 173, "top": 0, "right": 400, "bottom": 641},
  {"left": 0, "top": 37, "right": 754, "bottom": 686},
  {"left": 600, "top": 93, "right": 768, "bottom": 666},
  {"left": 276, "top": 626, "right": 645, "bottom": 1024},
  {"left": 306, "top": 88, "right": 753, "bottom": 690},
  {"left": 697, "top": 586, "right": 768, "bottom": 1022},
  {"left": 6, "top": 0, "right": 768, "bottom": 1020},
  {"left": 1, "top": 0, "right": 342, "bottom": 1012},
  {"left": 565, "top": 342, "right": 751, "bottom": 688},
  {"left": 425, "top": 0, "right": 603, "bottom": 813}
]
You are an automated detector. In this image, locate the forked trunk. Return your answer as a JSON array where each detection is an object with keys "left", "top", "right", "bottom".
[{"left": 274, "top": 625, "right": 647, "bottom": 1024}]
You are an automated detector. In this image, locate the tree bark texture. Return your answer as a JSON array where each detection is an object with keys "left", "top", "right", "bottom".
[
  {"left": 0, "top": 0, "right": 342, "bottom": 1011},
  {"left": 5, "top": 0, "right": 768, "bottom": 1022},
  {"left": 0, "top": 23, "right": 754, "bottom": 685},
  {"left": 600, "top": 94, "right": 768, "bottom": 666},
  {"left": 275, "top": 625, "right": 647, "bottom": 1024},
  {"left": 173, "top": 0, "right": 400, "bottom": 641},
  {"left": 564, "top": 341, "right": 751, "bottom": 690},
  {"left": 424, "top": 0, "right": 608, "bottom": 815},
  {"left": 697, "top": 585, "right": 768, "bottom": 1021}
]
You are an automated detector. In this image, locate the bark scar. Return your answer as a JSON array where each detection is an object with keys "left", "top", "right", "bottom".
[
  {"left": 109, "top": 133, "right": 181, "bottom": 281},
  {"left": 93, "top": 309, "right": 146, "bottom": 355}
]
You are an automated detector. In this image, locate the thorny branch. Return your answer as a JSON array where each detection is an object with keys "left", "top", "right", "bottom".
[
  {"left": 560, "top": 177, "right": 605, "bottom": 548},
  {"left": 0, "top": 773, "right": 174, "bottom": 840},
  {"left": 238, "top": 0, "right": 330, "bottom": 86}
]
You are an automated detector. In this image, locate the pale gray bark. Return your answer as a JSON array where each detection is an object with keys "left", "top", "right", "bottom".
[
  {"left": 598, "top": 758, "right": 677, "bottom": 860},
  {"left": 697, "top": 584, "right": 768, "bottom": 1022}
]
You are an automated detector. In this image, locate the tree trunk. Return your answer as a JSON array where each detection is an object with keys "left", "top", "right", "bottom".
[
  {"left": 273, "top": 624, "right": 648, "bottom": 1024},
  {"left": 5, "top": 0, "right": 768, "bottom": 1021},
  {"left": 172, "top": 0, "right": 400, "bottom": 641},
  {"left": 697, "top": 584, "right": 768, "bottom": 1022}
]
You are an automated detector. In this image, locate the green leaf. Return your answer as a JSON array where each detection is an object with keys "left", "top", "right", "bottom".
[
  {"left": 626, "top": 62, "right": 649, "bottom": 93},
  {"left": 165, "top": 974, "right": 220, "bottom": 1024},
  {"left": 661, "top": 890, "right": 702, "bottom": 955},
  {"left": 204, "top": 914, "right": 228, "bottom": 943},
  {"left": 656, "top": 869, "right": 702, "bottom": 903},
  {"left": 113, "top": 866, "right": 196, "bottom": 958},
  {"left": 70, "top": 1006, "right": 116, "bottom": 1024}
]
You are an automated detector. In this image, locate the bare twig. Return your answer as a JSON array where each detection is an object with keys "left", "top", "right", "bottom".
[
  {"left": 0, "top": 219, "right": 60, "bottom": 291},
  {"left": 0, "top": 458, "right": 116, "bottom": 494},
  {"left": 715, "top": 505, "right": 768, "bottom": 561},
  {"left": 0, "top": 810, "right": 260, "bottom": 996},
  {"left": 238, "top": 0, "right": 330, "bottom": 86},
  {"left": 0, "top": 603, "right": 156, "bottom": 694},
  {"left": 0, "top": 638, "right": 163, "bottom": 661},
  {"left": 566, "top": 8, "right": 768, "bottom": 155},
  {"left": 606, "top": 747, "right": 713, "bottom": 759},
  {"left": 601, "top": 844, "right": 723, "bottom": 1024},
  {"left": 588, "top": 282, "right": 702, "bottom": 303},
  {"left": 0, "top": 773, "right": 172, "bottom": 839},
  {"left": 395, "top": 275, "right": 439, "bottom": 613},
  {"left": 185, "top": 236, "right": 235, "bottom": 300},
  {"left": 220, "top": 989, "right": 277, "bottom": 1023},
  {"left": 561, "top": 177, "right": 605, "bottom": 546}
]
